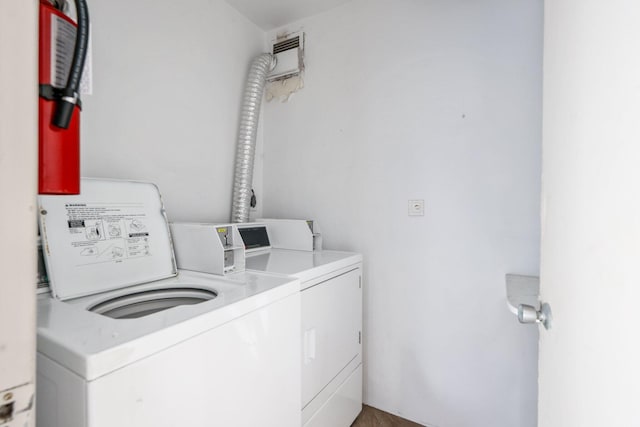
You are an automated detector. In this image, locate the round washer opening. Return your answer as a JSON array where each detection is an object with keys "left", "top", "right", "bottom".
[{"left": 89, "top": 287, "right": 218, "bottom": 319}]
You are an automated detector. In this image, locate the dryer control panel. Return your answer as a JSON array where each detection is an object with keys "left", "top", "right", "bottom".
[
  {"left": 239, "top": 219, "right": 322, "bottom": 252},
  {"left": 238, "top": 225, "right": 271, "bottom": 251}
]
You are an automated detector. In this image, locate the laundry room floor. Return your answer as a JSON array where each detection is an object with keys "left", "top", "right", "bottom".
[{"left": 352, "top": 405, "right": 424, "bottom": 427}]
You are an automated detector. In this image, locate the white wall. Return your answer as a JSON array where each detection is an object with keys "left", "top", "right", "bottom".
[
  {"left": 540, "top": 1, "right": 640, "bottom": 426},
  {"left": 262, "top": 1, "right": 542, "bottom": 425},
  {"left": 0, "top": 0, "right": 38, "bottom": 422},
  {"left": 82, "top": 0, "right": 266, "bottom": 222}
]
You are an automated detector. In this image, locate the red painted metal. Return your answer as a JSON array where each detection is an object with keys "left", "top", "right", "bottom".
[{"left": 39, "top": 1, "right": 81, "bottom": 195}]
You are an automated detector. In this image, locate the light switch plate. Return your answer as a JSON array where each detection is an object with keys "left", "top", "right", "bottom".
[{"left": 408, "top": 199, "right": 424, "bottom": 216}]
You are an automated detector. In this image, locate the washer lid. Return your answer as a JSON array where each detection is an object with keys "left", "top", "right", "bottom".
[{"left": 38, "top": 178, "right": 178, "bottom": 301}]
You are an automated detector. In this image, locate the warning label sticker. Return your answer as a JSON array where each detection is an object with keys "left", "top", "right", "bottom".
[
  {"left": 64, "top": 203, "right": 151, "bottom": 265},
  {"left": 50, "top": 14, "right": 92, "bottom": 94}
]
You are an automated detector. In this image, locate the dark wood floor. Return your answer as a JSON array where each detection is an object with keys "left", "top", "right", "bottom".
[{"left": 352, "top": 405, "right": 424, "bottom": 427}]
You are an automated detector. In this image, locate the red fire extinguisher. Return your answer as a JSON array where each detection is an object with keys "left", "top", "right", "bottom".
[{"left": 39, "top": 0, "right": 90, "bottom": 195}]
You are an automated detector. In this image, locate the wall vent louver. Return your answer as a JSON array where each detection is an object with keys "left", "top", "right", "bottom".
[
  {"left": 273, "top": 36, "right": 300, "bottom": 54},
  {"left": 268, "top": 31, "right": 304, "bottom": 82}
]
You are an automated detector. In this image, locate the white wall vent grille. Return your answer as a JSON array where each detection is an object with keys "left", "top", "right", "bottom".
[
  {"left": 268, "top": 31, "right": 304, "bottom": 82},
  {"left": 273, "top": 36, "right": 300, "bottom": 54}
]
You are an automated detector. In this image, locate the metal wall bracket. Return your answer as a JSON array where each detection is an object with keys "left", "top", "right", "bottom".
[{"left": 518, "top": 303, "right": 552, "bottom": 330}]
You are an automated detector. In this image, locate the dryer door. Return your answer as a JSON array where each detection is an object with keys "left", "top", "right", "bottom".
[{"left": 301, "top": 267, "right": 362, "bottom": 407}]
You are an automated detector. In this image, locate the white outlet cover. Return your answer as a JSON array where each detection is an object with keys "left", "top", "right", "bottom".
[{"left": 408, "top": 199, "right": 425, "bottom": 216}]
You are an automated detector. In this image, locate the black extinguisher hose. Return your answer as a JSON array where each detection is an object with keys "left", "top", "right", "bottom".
[{"left": 53, "top": 0, "right": 90, "bottom": 129}]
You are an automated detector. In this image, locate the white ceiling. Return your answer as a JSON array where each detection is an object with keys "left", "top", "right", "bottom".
[{"left": 225, "top": 0, "right": 353, "bottom": 31}]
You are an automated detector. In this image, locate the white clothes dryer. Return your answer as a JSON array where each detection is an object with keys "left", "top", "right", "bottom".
[
  {"left": 36, "top": 179, "right": 301, "bottom": 427},
  {"left": 236, "top": 223, "right": 364, "bottom": 427}
]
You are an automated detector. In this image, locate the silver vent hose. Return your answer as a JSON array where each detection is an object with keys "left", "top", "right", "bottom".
[{"left": 231, "top": 53, "right": 276, "bottom": 223}]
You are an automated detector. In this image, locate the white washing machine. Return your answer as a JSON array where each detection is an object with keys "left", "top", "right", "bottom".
[
  {"left": 237, "top": 222, "right": 364, "bottom": 427},
  {"left": 36, "top": 179, "right": 301, "bottom": 427}
]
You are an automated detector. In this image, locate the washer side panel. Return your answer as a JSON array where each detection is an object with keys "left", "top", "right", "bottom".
[{"left": 36, "top": 353, "right": 88, "bottom": 427}]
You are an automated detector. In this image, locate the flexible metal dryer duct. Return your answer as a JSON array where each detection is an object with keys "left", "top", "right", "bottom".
[{"left": 231, "top": 53, "right": 276, "bottom": 223}]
